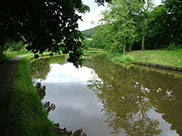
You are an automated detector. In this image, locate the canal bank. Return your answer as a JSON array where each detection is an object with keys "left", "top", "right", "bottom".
[
  {"left": 105, "top": 49, "right": 182, "bottom": 72},
  {"left": 4, "top": 54, "right": 87, "bottom": 136},
  {"left": 2, "top": 55, "right": 58, "bottom": 136}
]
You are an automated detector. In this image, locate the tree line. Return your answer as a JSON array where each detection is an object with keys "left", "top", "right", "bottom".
[{"left": 91, "top": 0, "right": 182, "bottom": 54}]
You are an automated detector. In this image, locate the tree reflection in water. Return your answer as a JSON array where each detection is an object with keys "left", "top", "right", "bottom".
[
  {"left": 36, "top": 82, "right": 46, "bottom": 100},
  {"left": 30, "top": 56, "right": 66, "bottom": 80},
  {"left": 86, "top": 55, "right": 182, "bottom": 136}
]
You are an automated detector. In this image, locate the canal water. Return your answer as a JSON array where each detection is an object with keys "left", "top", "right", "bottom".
[{"left": 30, "top": 55, "right": 182, "bottom": 136}]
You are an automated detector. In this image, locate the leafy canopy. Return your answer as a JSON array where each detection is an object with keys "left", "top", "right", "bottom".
[{"left": 0, "top": 0, "right": 110, "bottom": 66}]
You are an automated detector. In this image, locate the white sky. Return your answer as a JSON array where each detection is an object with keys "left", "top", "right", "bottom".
[{"left": 78, "top": 0, "right": 162, "bottom": 31}]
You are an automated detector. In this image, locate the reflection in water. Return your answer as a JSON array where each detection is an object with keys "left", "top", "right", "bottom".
[
  {"left": 36, "top": 82, "right": 56, "bottom": 114},
  {"left": 35, "top": 81, "right": 87, "bottom": 136},
  {"left": 43, "top": 101, "right": 56, "bottom": 113},
  {"left": 31, "top": 55, "right": 182, "bottom": 136},
  {"left": 54, "top": 123, "right": 87, "bottom": 136},
  {"left": 30, "top": 56, "right": 66, "bottom": 80},
  {"left": 36, "top": 82, "right": 46, "bottom": 100},
  {"left": 86, "top": 55, "right": 182, "bottom": 136}
]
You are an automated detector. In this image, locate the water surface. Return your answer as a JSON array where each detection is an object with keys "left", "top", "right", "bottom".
[{"left": 31, "top": 55, "right": 182, "bottom": 136}]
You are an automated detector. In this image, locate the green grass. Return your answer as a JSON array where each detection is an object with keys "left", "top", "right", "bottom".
[
  {"left": 129, "top": 49, "right": 182, "bottom": 68},
  {"left": 105, "top": 49, "right": 182, "bottom": 68},
  {"left": 8, "top": 55, "right": 58, "bottom": 136}
]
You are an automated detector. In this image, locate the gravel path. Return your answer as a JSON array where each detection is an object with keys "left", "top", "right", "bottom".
[{"left": 0, "top": 54, "right": 28, "bottom": 136}]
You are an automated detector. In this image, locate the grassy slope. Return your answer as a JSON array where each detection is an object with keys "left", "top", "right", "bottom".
[
  {"left": 9, "top": 55, "right": 57, "bottom": 136},
  {"left": 130, "top": 49, "right": 182, "bottom": 67},
  {"left": 107, "top": 49, "right": 182, "bottom": 68}
]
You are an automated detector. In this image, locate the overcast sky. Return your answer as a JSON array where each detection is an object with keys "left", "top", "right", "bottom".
[{"left": 78, "top": 0, "right": 162, "bottom": 31}]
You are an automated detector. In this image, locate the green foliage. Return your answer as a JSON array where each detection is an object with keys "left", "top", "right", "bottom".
[
  {"left": 4, "top": 41, "right": 25, "bottom": 51},
  {"left": 92, "top": 24, "right": 113, "bottom": 49},
  {"left": 92, "top": 0, "right": 140, "bottom": 54},
  {"left": 92, "top": 0, "right": 182, "bottom": 52},
  {"left": 82, "top": 38, "right": 93, "bottom": 49},
  {"left": 133, "top": 0, "right": 182, "bottom": 50},
  {"left": 0, "top": 0, "right": 91, "bottom": 67},
  {"left": 166, "top": 43, "right": 181, "bottom": 50},
  {"left": 112, "top": 54, "right": 134, "bottom": 62},
  {"left": 82, "top": 26, "right": 100, "bottom": 38},
  {"left": 164, "top": 0, "right": 182, "bottom": 45}
]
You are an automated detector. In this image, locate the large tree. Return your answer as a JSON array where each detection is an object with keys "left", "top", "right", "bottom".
[
  {"left": 0, "top": 0, "right": 91, "bottom": 66},
  {"left": 164, "top": 0, "right": 182, "bottom": 46},
  {"left": 139, "top": 0, "right": 154, "bottom": 50},
  {"left": 0, "top": 0, "right": 111, "bottom": 66},
  {"left": 95, "top": 0, "right": 140, "bottom": 54}
]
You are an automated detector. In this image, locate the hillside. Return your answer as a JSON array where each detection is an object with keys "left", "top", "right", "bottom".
[{"left": 82, "top": 26, "right": 100, "bottom": 38}]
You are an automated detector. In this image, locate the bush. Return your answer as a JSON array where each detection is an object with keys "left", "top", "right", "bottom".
[
  {"left": 166, "top": 43, "right": 182, "bottom": 50},
  {"left": 4, "top": 40, "right": 24, "bottom": 51},
  {"left": 82, "top": 38, "right": 93, "bottom": 49}
]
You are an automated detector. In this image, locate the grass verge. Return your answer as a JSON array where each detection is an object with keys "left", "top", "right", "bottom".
[
  {"left": 129, "top": 49, "right": 182, "bottom": 68},
  {"left": 8, "top": 55, "right": 58, "bottom": 136},
  {"left": 106, "top": 49, "right": 182, "bottom": 68}
]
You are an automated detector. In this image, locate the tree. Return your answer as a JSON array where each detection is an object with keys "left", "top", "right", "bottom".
[
  {"left": 92, "top": 24, "right": 115, "bottom": 50},
  {"left": 139, "top": 0, "right": 154, "bottom": 50},
  {"left": 164, "top": 0, "right": 182, "bottom": 46},
  {"left": 144, "top": 4, "right": 169, "bottom": 49},
  {"left": 0, "top": 0, "right": 91, "bottom": 66},
  {"left": 100, "top": 0, "right": 140, "bottom": 54},
  {"left": 95, "top": 0, "right": 112, "bottom": 5}
]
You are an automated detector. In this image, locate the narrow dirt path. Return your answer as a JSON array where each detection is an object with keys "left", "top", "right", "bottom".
[{"left": 0, "top": 54, "right": 28, "bottom": 136}]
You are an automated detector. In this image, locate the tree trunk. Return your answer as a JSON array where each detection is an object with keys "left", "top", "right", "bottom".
[
  {"left": 123, "top": 41, "right": 126, "bottom": 55},
  {"left": 129, "top": 43, "right": 132, "bottom": 52},
  {"left": 141, "top": 16, "right": 146, "bottom": 51},
  {"left": 142, "top": 34, "right": 145, "bottom": 50}
]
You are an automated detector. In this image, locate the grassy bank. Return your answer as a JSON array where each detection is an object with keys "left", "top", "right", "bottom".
[
  {"left": 8, "top": 55, "right": 58, "bottom": 136},
  {"left": 107, "top": 49, "right": 182, "bottom": 68}
]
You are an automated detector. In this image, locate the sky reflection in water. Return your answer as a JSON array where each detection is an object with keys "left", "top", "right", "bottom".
[{"left": 31, "top": 56, "right": 182, "bottom": 136}]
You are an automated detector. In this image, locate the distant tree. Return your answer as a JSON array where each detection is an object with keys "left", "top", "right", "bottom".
[
  {"left": 82, "top": 26, "right": 100, "bottom": 38},
  {"left": 92, "top": 24, "right": 114, "bottom": 50}
]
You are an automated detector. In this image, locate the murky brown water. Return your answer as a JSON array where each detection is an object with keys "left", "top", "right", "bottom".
[{"left": 31, "top": 55, "right": 182, "bottom": 136}]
